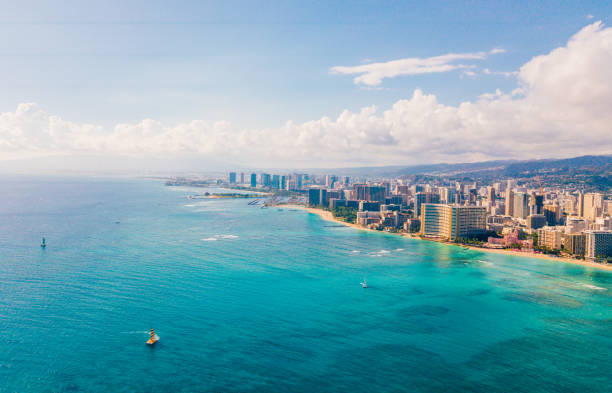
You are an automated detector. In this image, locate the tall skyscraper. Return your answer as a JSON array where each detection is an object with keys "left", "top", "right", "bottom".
[
  {"left": 261, "top": 173, "right": 271, "bottom": 187},
  {"left": 513, "top": 192, "right": 530, "bottom": 219},
  {"left": 250, "top": 173, "right": 257, "bottom": 188},
  {"left": 229, "top": 172, "right": 236, "bottom": 184},
  {"left": 487, "top": 186, "right": 496, "bottom": 203},
  {"left": 583, "top": 193, "right": 604, "bottom": 220},
  {"left": 272, "top": 175, "right": 280, "bottom": 189},
  {"left": 240, "top": 172, "right": 245, "bottom": 184},
  {"left": 505, "top": 189, "right": 514, "bottom": 217}
]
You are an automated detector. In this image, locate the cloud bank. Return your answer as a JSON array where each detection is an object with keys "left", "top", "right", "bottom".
[
  {"left": 330, "top": 48, "right": 505, "bottom": 86},
  {"left": 1, "top": 22, "right": 611, "bottom": 169}
]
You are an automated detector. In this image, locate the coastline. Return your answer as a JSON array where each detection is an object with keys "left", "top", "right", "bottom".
[{"left": 281, "top": 204, "right": 612, "bottom": 272}]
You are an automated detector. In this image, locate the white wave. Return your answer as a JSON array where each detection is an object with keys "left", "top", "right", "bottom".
[
  {"left": 395, "top": 248, "right": 404, "bottom": 251},
  {"left": 202, "top": 237, "right": 217, "bottom": 241},
  {"left": 478, "top": 260, "right": 494, "bottom": 267},
  {"left": 351, "top": 250, "right": 360, "bottom": 253},
  {"left": 378, "top": 249, "right": 390, "bottom": 254},
  {"left": 582, "top": 284, "right": 607, "bottom": 291},
  {"left": 219, "top": 234, "right": 239, "bottom": 239}
]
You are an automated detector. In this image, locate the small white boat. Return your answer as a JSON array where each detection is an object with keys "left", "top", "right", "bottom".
[{"left": 360, "top": 278, "right": 368, "bottom": 288}]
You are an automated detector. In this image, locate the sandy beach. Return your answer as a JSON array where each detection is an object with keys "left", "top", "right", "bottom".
[{"left": 281, "top": 204, "right": 612, "bottom": 272}]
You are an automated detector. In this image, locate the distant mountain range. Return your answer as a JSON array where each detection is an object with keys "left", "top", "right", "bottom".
[{"left": 313, "top": 155, "right": 612, "bottom": 180}]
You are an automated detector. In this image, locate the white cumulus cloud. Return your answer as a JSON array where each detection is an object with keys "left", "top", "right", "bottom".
[
  {"left": 330, "top": 48, "right": 504, "bottom": 86},
  {"left": 0, "top": 22, "right": 611, "bottom": 169}
]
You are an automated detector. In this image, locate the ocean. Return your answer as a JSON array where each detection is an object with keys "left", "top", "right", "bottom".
[{"left": 0, "top": 176, "right": 610, "bottom": 392}]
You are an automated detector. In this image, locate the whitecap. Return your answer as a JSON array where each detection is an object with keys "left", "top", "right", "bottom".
[
  {"left": 220, "top": 234, "right": 239, "bottom": 239},
  {"left": 202, "top": 237, "right": 218, "bottom": 241},
  {"left": 395, "top": 248, "right": 404, "bottom": 251},
  {"left": 378, "top": 250, "right": 390, "bottom": 254},
  {"left": 582, "top": 284, "right": 607, "bottom": 291}
]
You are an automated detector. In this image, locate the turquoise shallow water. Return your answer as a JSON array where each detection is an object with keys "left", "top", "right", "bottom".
[{"left": 1, "top": 177, "right": 611, "bottom": 392}]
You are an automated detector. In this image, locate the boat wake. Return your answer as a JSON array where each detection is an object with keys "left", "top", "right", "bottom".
[{"left": 202, "top": 234, "right": 239, "bottom": 241}]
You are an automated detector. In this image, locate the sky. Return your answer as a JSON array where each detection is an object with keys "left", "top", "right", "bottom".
[{"left": 0, "top": 0, "right": 611, "bottom": 172}]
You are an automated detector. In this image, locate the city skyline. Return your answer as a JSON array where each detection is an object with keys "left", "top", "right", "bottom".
[{"left": 1, "top": 1, "right": 611, "bottom": 171}]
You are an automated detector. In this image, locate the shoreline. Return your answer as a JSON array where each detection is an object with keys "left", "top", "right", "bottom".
[{"left": 280, "top": 204, "right": 612, "bottom": 272}]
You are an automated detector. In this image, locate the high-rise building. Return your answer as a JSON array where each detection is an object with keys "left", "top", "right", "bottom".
[
  {"left": 584, "top": 231, "right": 612, "bottom": 260},
  {"left": 308, "top": 188, "right": 327, "bottom": 206},
  {"left": 420, "top": 204, "right": 486, "bottom": 241},
  {"left": 487, "top": 186, "right": 496, "bottom": 203},
  {"left": 543, "top": 204, "right": 561, "bottom": 226},
  {"left": 272, "top": 175, "right": 280, "bottom": 189},
  {"left": 513, "top": 192, "right": 530, "bottom": 219},
  {"left": 527, "top": 214, "right": 547, "bottom": 230},
  {"left": 505, "top": 189, "right": 514, "bottom": 217},
  {"left": 250, "top": 173, "right": 257, "bottom": 188},
  {"left": 583, "top": 193, "right": 604, "bottom": 220},
  {"left": 240, "top": 172, "right": 245, "bottom": 184},
  {"left": 229, "top": 172, "right": 236, "bottom": 184},
  {"left": 296, "top": 174, "right": 303, "bottom": 189},
  {"left": 537, "top": 227, "right": 563, "bottom": 250},
  {"left": 529, "top": 193, "right": 544, "bottom": 215},
  {"left": 564, "top": 233, "right": 585, "bottom": 257},
  {"left": 577, "top": 192, "right": 584, "bottom": 218},
  {"left": 354, "top": 185, "right": 385, "bottom": 203},
  {"left": 280, "top": 175, "right": 286, "bottom": 190},
  {"left": 261, "top": 173, "right": 271, "bottom": 187}
]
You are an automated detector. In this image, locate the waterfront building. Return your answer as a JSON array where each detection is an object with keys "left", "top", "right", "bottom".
[
  {"left": 356, "top": 211, "right": 381, "bottom": 226},
  {"left": 272, "top": 175, "right": 280, "bottom": 189},
  {"left": 280, "top": 176, "right": 286, "bottom": 190},
  {"left": 250, "top": 173, "right": 257, "bottom": 188},
  {"left": 308, "top": 188, "right": 327, "bottom": 207},
  {"left": 537, "top": 227, "right": 563, "bottom": 250},
  {"left": 404, "top": 218, "right": 421, "bottom": 233},
  {"left": 584, "top": 230, "right": 612, "bottom": 260},
  {"left": 564, "top": 233, "right": 586, "bottom": 257},
  {"left": 420, "top": 204, "right": 486, "bottom": 241},
  {"left": 229, "top": 172, "right": 237, "bottom": 184},
  {"left": 240, "top": 172, "right": 245, "bottom": 184}
]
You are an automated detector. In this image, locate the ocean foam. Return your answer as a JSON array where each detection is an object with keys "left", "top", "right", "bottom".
[
  {"left": 202, "top": 237, "right": 218, "bottom": 241},
  {"left": 582, "top": 284, "right": 607, "bottom": 291}
]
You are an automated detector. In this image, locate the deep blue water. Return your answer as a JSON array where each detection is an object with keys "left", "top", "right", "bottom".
[{"left": 0, "top": 177, "right": 611, "bottom": 392}]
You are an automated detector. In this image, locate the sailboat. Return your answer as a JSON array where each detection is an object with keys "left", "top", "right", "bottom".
[
  {"left": 40, "top": 237, "right": 46, "bottom": 248},
  {"left": 146, "top": 328, "right": 159, "bottom": 345},
  {"left": 360, "top": 277, "right": 368, "bottom": 288}
]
